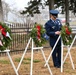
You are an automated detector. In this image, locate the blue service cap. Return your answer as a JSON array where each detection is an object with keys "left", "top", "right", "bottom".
[{"left": 50, "top": 10, "right": 59, "bottom": 14}]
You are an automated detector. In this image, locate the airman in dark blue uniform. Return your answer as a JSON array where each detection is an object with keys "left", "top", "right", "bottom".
[{"left": 45, "top": 10, "right": 62, "bottom": 68}]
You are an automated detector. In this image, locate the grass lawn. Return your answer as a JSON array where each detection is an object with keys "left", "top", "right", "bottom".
[{"left": 0, "top": 47, "right": 76, "bottom": 75}]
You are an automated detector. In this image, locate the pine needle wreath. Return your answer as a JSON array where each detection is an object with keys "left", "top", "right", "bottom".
[
  {"left": 61, "top": 25, "right": 72, "bottom": 45},
  {"left": 30, "top": 24, "right": 47, "bottom": 47},
  {"left": 0, "top": 22, "right": 12, "bottom": 51}
]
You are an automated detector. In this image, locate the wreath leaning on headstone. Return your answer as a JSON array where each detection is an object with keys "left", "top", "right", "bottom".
[
  {"left": 61, "top": 25, "right": 72, "bottom": 45},
  {"left": 0, "top": 22, "right": 12, "bottom": 51},
  {"left": 30, "top": 23, "right": 48, "bottom": 47}
]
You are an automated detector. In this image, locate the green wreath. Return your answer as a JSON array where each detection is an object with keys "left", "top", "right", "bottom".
[
  {"left": 30, "top": 24, "right": 47, "bottom": 46},
  {"left": 0, "top": 22, "right": 12, "bottom": 51},
  {"left": 61, "top": 25, "right": 72, "bottom": 45}
]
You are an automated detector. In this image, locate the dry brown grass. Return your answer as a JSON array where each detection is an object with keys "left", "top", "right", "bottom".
[{"left": 0, "top": 47, "right": 76, "bottom": 75}]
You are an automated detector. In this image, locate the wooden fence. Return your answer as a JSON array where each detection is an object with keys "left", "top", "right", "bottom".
[
  {"left": 0, "top": 22, "right": 36, "bottom": 56},
  {"left": 0, "top": 23, "right": 76, "bottom": 56}
]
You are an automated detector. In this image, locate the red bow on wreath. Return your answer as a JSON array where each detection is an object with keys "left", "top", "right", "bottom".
[
  {"left": 36, "top": 25, "right": 41, "bottom": 41},
  {"left": 0, "top": 25, "right": 6, "bottom": 36},
  {"left": 0, "top": 25, "right": 12, "bottom": 39},
  {"left": 65, "top": 26, "right": 71, "bottom": 35}
]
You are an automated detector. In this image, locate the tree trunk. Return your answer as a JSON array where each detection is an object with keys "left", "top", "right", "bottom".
[
  {"left": 0, "top": 0, "right": 4, "bottom": 22},
  {"left": 48, "top": 0, "right": 54, "bottom": 10},
  {"left": 48, "top": 0, "right": 54, "bottom": 18},
  {"left": 65, "top": 0, "right": 69, "bottom": 25}
]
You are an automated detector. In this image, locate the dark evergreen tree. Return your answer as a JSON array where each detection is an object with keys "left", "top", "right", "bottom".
[{"left": 20, "top": 0, "right": 76, "bottom": 17}]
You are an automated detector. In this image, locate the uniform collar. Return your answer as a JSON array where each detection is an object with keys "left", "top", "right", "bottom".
[{"left": 50, "top": 18, "right": 56, "bottom": 22}]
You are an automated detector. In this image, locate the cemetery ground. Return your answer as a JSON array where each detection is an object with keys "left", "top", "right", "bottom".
[{"left": 0, "top": 46, "right": 76, "bottom": 75}]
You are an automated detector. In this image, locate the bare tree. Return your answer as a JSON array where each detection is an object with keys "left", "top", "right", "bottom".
[
  {"left": 0, "top": 0, "right": 4, "bottom": 22},
  {"left": 2, "top": 1, "right": 10, "bottom": 22}
]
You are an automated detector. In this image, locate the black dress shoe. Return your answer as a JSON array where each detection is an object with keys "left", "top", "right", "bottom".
[
  {"left": 54, "top": 65, "right": 60, "bottom": 68},
  {"left": 55, "top": 65, "right": 60, "bottom": 68}
]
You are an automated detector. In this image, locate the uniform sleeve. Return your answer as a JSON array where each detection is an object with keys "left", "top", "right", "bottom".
[{"left": 45, "top": 22, "right": 56, "bottom": 37}]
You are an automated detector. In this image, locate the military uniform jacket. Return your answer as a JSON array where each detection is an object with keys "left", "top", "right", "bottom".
[{"left": 45, "top": 19, "right": 62, "bottom": 47}]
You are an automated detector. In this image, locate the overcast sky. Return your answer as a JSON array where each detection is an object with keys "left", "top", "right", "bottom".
[{"left": 4, "top": 0, "right": 30, "bottom": 10}]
